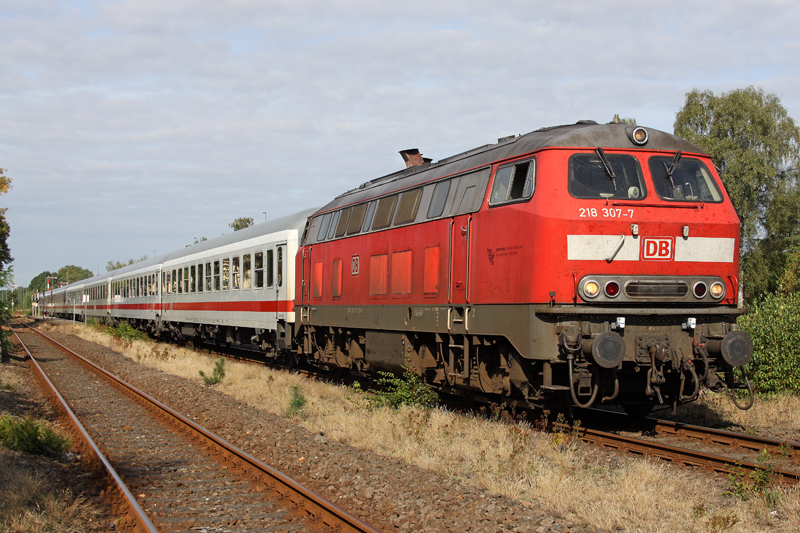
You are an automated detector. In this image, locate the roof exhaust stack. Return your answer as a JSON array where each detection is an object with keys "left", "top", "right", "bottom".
[{"left": 399, "top": 148, "right": 431, "bottom": 168}]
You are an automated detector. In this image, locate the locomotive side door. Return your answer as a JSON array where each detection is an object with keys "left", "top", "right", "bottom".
[
  {"left": 449, "top": 214, "right": 472, "bottom": 304},
  {"left": 300, "top": 246, "right": 311, "bottom": 305}
]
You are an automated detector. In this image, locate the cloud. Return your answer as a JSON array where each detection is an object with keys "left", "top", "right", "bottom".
[{"left": 1, "top": 0, "right": 799, "bottom": 284}]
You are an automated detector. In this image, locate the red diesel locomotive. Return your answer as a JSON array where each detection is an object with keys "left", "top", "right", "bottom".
[{"left": 294, "top": 120, "right": 753, "bottom": 414}]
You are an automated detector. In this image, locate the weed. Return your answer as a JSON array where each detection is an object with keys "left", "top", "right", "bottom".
[
  {"left": 707, "top": 510, "right": 739, "bottom": 532},
  {"left": 0, "top": 381, "right": 15, "bottom": 391},
  {"left": 0, "top": 415, "right": 72, "bottom": 458},
  {"left": 285, "top": 385, "right": 307, "bottom": 419},
  {"left": 725, "top": 449, "right": 777, "bottom": 503},
  {"left": 692, "top": 503, "right": 706, "bottom": 518},
  {"left": 550, "top": 413, "right": 582, "bottom": 450},
  {"left": 199, "top": 357, "right": 226, "bottom": 385},
  {"left": 369, "top": 366, "right": 439, "bottom": 409},
  {"left": 150, "top": 345, "right": 173, "bottom": 360}
]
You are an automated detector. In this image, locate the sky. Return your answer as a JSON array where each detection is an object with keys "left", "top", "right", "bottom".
[{"left": 2, "top": 0, "right": 799, "bottom": 287}]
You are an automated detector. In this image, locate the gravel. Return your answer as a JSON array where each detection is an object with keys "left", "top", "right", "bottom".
[{"left": 14, "top": 323, "right": 607, "bottom": 532}]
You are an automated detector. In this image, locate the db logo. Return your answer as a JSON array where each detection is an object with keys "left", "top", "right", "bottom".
[
  {"left": 642, "top": 237, "right": 674, "bottom": 260},
  {"left": 351, "top": 255, "right": 360, "bottom": 276}
]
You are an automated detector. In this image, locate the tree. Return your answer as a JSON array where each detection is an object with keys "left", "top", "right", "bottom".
[
  {"left": 0, "top": 169, "right": 12, "bottom": 273},
  {"left": 106, "top": 259, "right": 134, "bottom": 272},
  {"left": 56, "top": 265, "right": 93, "bottom": 285},
  {"left": 674, "top": 87, "right": 800, "bottom": 297},
  {"left": 0, "top": 169, "right": 11, "bottom": 347},
  {"left": 229, "top": 217, "right": 254, "bottom": 231}
]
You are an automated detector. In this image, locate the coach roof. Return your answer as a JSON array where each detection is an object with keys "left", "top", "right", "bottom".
[{"left": 315, "top": 121, "right": 706, "bottom": 215}]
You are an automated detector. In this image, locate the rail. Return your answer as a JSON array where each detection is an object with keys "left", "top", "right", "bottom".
[
  {"left": 10, "top": 323, "right": 158, "bottom": 533},
  {"left": 18, "top": 321, "right": 384, "bottom": 533}
]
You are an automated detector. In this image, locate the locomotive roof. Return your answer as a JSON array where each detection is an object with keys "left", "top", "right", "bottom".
[{"left": 316, "top": 121, "right": 706, "bottom": 214}]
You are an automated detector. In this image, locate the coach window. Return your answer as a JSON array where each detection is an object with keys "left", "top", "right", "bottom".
[
  {"left": 190, "top": 266, "right": 196, "bottom": 293},
  {"left": 243, "top": 254, "right": 252, "bottom": 289},
  {"left": 372, "top": 195, "right": 398, "bottom": 230},
  {"left": 490, "top": 160, "right": 535, "bottom": 206},
  {"left": 222, "top": 259, "right": 230, "bottom": 290},
  {"left": 254, "top": 252, "right": 264, "bottom": 289},
  {"left": 177, "top": 269, "right": 183, "bottom": 294},
  {"left": 183, "top": 267, "right": 189, "bottom": 293},
  {"left": 172, "top": 270, "right": 178, "bottom": 293},
  {"left": 362, "top": 201, "right": 377, "bottom": 232},
  {"left": 394, "top": 189, "right": 422, "bottom": 226},
  {"left": 427, "top": 181, "right": 451, "bottom": 219},
  {"left": 332, "top": 258, "right": 342, "bottom": 298},
  {"left": 569, "top": 153, "right": 645, "bottom": 200},
  {"left": 205, "top": 262, "right": 212, "bottom": 292},
  {"left": 327, "top": 211, "right": 341, "bottom": 240},
  {"left": 277, "top": 247, "right": 283, "bottom": 287},
  {"left": 214, "top": 261, "right": 221, "bottom": 291},
  {"left": 346, "top": 203, "right": 367, "bottom": 235},
  {"left": 232, "top": 257, "right": 240, "bottom": 290},
  {"left": 316, "top": 213, "right": 332, "bottom": 242},
  {"left": 266, "top": 249, "right": 274, "bottom": 286},
  {"left": 197, "top": 264, "right": 204, "bottom": 292}
]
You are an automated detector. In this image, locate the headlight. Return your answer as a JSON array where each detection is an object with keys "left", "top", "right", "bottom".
[
  {"left": 583, "top": 280, "right": 600, "bottom": 298},
  {"left": 627, "top": 126, "right": 649, "bottom": 146},
  {"left": 710, "top": 281, "right": 725, "bottom": 299}
]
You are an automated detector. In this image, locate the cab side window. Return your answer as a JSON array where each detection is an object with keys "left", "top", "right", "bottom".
[{"left": 490, "top": 159, "right": 535, "bottom": 205}]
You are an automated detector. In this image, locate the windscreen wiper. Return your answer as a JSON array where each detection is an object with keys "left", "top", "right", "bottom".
[
  {"left": 663, "top": 150, "right": 682, "bottom": 189},
  {"left": 595, "top": 147, "right": 617, "bottom": 191}
]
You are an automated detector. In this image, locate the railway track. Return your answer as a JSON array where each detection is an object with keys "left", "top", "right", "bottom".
[
  {"left": 568, "top": 409, "right": 800, "bottom": 486},
  {"left": 11, "top": 321, "right": 382, "bottom": 533}
]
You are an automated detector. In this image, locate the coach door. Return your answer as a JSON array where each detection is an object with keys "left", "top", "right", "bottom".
[
  {"left": 449, "top": 214, "right": 472, "bottom": 304},
  {"left": 275, "top": 244, "right": 286, "bottom": 321}
]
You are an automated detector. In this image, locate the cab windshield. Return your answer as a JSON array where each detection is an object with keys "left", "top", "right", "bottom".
[
  {"left": 648, "top": 156, "right": 723, "bottom": 203},
  {"left": 568, "top": 153, "right": 646, "bottom": 200}
]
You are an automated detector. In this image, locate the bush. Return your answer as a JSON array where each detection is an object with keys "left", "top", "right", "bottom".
[
  {"left": 199, "top": 357, "right": 226, "bottom": 385},
  {"left": 738, "top": 292, "right": 800, "bottom": 394},
  {"left": 0, "top": 415, "right": 72, "bottom": 458},
  {"left": 110, "top": 322, "right": 148, "bottom": 342},
  {"left": 369, "top": 366, "right": 439, "bottom": 409}
]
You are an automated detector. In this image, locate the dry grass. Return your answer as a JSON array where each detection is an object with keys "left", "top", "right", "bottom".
[
  {"left": 50, "top": 322, "right": 800, "bottom": 532},
  {"left": 0, "top": 452, "right": 102, "bottom": 532},
  {"left": 674, "top": 391, "right": 800, "bottom": 441}
]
